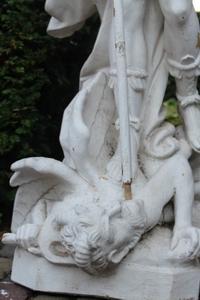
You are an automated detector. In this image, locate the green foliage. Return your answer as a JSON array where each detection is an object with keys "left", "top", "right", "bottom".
[{"left": 164, "top": 98, "right": 182, "bottom": 126}]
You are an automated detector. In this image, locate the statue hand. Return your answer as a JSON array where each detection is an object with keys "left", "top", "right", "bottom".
[
  {"left": 15, "top": 223, "right": 41, "bottom": 251},
  {"left": 169, "top": 226, "right": 200, "bottom": 261}
]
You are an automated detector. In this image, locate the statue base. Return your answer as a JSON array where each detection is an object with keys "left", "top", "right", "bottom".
[{"left": 11, "top": 227, "right": 200, "bottom": 300}]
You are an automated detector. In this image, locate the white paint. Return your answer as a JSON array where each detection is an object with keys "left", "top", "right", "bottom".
[
  {"left": 113, "top": 0, "right": 132, "bottom": 186},
  {"left": 11, "top": 228, "right": 200, "bottom": 300},
  {"left": 2, "top": 0, "right": 200, "bottom": 298},
  {"left": 193, "top": 0, "right": 200, "bottom": 12}
]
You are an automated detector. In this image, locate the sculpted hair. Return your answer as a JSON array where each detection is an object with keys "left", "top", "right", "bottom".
[{"left": 60, "top": 225, "right": 108, "bottom": 274}]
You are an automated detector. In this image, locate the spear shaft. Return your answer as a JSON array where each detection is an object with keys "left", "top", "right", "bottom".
[{"left": 113, "top": 0, "right": 132, "bottom": 200}]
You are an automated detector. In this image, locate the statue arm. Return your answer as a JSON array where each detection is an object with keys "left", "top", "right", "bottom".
[
  {"left": 2, "top": 199, "right": 47, "bottom": 252},
  {"left": 45, "top": 0, "right": 97, "bottom": 38}
]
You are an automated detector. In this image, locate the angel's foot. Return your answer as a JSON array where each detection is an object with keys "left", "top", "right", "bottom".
[{"left": 180, "top": 103, "right": 200, "bottom": 153}]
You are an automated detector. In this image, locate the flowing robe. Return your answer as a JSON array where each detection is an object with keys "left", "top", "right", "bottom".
[{"left": 45, "top": 0, "right": 179, "bottom": 178}]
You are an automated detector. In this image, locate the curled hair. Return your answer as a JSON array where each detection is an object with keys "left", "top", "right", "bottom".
[
  {"left": 60, "top": 226, "right": 108, "bottom": 274},
  {"left": 59, "top": 201, "right": 146, "bottom": 274}
]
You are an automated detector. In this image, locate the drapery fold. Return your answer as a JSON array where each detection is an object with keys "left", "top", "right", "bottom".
[{"left": 45, "top": 0, "right": 179, "bottom": 177}]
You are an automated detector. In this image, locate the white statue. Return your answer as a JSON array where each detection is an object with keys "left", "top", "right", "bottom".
[
  {"left": 3, "top": 150, "right": 200, "bottom": 272},
  {"left": 2, "top": 1, "right": 200, "bottom": 299},
  {"left": 108, "top": 0, "right": 200, "bottom": 181}
]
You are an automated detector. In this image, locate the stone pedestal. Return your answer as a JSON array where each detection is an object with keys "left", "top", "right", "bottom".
[{"left": 10, "top": 227, "right": 200, "bottom": 300}]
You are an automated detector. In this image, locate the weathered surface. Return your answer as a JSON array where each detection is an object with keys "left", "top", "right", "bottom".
[
  {"left": 0, "top": 278, "right": 101, "bottom": 300},
  {"left": 9, "top": 227, "right": 200, "bottom": 300}
]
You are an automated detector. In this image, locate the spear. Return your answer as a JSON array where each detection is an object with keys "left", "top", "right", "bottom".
[{"left": 113, "top": 0, "right": 132, "bottom": 200}]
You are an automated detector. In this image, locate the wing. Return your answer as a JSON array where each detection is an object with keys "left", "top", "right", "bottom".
[
  {"left": 60, "top": 72, "right": 117, "bottom": 182},
  {"left": 10, "top": 157, "right": 86, "bottom": 232}
]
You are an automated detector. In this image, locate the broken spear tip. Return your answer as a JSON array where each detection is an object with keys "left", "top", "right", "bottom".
[{"left": 123, "top": 183, "right": 133, "bottom": 200}]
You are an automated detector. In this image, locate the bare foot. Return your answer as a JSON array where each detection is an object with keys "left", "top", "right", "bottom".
[{"left": 180, "top": 104, "right": 200, "bottom": 153}]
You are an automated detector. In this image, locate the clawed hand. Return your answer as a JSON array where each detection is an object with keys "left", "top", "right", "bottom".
[
  {"left": 15, "top": 224, "right": 40, "bottom": 250},
  {"left": 169, "top": 226, "right": 200, "bottom": 261},
  {"left": 2, "top": 224, "right": 41, "bottom": 255}
]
